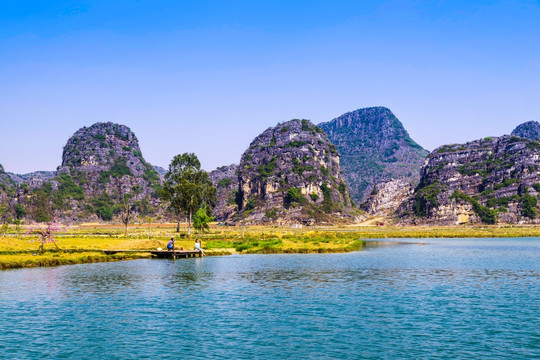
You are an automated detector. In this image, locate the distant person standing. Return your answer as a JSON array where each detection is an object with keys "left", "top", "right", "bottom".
[
  {"left": 167, "top": 237, "right": 175, "bottom": 251},
  {"left": 194, "top": 238, "right": 205, "bottom": 257}
]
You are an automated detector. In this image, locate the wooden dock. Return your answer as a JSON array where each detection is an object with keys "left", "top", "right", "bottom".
[
  {"left": 150, "top": 250, "right": 203, "bottom": 259},
  {"left": 103, "top": 249, "right": 203, "bottom": 259}
]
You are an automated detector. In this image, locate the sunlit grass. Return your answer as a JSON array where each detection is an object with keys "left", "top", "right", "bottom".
[{"left": 2, "top": 222, "right": 540, "bottom": 269}]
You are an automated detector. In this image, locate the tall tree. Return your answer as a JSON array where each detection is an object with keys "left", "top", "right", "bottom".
[{"left": 160, "top": 153, "right": 216, "bottom": 234}]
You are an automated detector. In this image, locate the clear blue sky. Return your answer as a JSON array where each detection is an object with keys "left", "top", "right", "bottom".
[{"left": 1, "top": 0, "right": 539, "bottom": 174}]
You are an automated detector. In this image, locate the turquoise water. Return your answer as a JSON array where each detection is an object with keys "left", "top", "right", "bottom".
[{"left": 1, "top": 238, "right": 539, "bottom": 359}]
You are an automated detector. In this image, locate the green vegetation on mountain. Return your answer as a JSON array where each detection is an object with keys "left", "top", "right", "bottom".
[{"left": 318, "top": 107, "right": 429, "bottom": 203}]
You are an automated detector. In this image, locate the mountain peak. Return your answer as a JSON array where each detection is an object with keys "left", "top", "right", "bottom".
[
  {"left": 511, "top": 121, "right": 540, "bottom": 141},
  {"left": 318, "top": 107, "right": 428, "bottom": 202}
]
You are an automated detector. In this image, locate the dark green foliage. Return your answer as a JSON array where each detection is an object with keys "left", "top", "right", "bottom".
[
  {"left": 245, "top": 196, "right": 256, "bottom": 211},
  {"left": 292, "top": 163, "right": 315, "bottom": 175},
  {"left": 133, "top": 150, "right": 142, "bottom": 157},
  {"left": 287, "top": 140, "right": 308, "bottom": 148},
  {"left": 533, "top": 183, "right": 540, "bottom": 193},
  {"left": 284, "top": 188, "right": 306, "bottom": 208},
  {"left": 280, "top": 126, "right": 290, "bottom": 133},
  {"left": 521, "top": 194, "right": 538, "bottom": 219},
  {"left": 486, "top": 196, "right": 517, "bottom": 209},
  {"left": 270, "top": 136, "right": 276, "bottom": 147},
  {"left": 301, "top": 119, "right": 312, "bottom": 131},
  {"left": 338, "top": 182, "right": 348, "bottom": 205},
  {"left": 217, "top": 178, "right": 232, "bottom": 188},
  {"left": 413, "top": 183, "right": 442, "bottom": 217},
  {"left": 320, "top": 166, "right": 329, "bottom": 177},
  {"left": 122, "top": 146, "right": 131, "bottom": 151},
  {"left": 161, "top": 153, "right": 217, "bottom": 232},
  {"left": 451, "top": 191, "right": 497, "bottom": 224},
  {"left": 56, "top": 174, "right": 85, "bottom": 201},
  {"left": 257, "top": 157, "right": 277, "bottom": 178},
  {"left": 493, "top": 178, "right": 520, "bottom": 190},
  {"left": 93, "top": 134, "right": 106, "bottom": 141},
  {"left": 14, "top": 204, "right": 26, "bottom": 219},
  {"left": 193, "top": 206, "right": 213, "bottom": 232},
  {"left": 310, "top": 193, "right": 319, "bottom": 202},
  {"left": 265, "top": 208, "right": 278, "bottom": 220},
  {"left": 110, "top": 158, "right": 132, "bottom": 178},
  {"left": 142, "top": 169, "right": 160, "bottom": 184},
  {"left": 92, "top": 194, "right": 116, "bottom": 221},
  {"left": 99, "top": 171, "right": 111, "bottom": 184},
  {"left": 320, "top": 182, "right": 334, "bottom": 213}
]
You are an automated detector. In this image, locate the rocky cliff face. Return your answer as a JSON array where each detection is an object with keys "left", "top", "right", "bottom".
[
  {"left": 318, "top": 107, "right": 429, "bottom": 203},
  {"left": 52, "top": 122, "right": 161, "bottom": 221},
  {"left": 512, "top": 121, "right": 540, "bottom": 141},
  {"left": 402, "top": 135, "right": 540, "bottom": 225},
  {"left": 8, "top": 171, "right": 55, "bottom": 185},
  {"left": 0, "top": 164, "right": 14, "bottom": 204},
  {"left": 362, "top": 178, "right": 415, "bottom": 217},
  {"left": 209, "top": 164, "right": 238, "bottom": 222},
  {"left": 236, "top": 119, "right": 354, "bottom": 224}
]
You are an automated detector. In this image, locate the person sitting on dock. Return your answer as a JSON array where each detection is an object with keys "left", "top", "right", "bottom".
[
  {"left": 167, "top": 238, "right": 175, "bottom": 251},
  {"left": 194, "top": 238, "right": 205, "bottom": 257}
]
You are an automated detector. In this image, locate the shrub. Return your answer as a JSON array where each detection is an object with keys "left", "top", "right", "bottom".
[
  {"left": 451, "top": 191, "right": 497, "bottom": 224},
  {"left": 217, "top": 178, "right": 232, "bottom": 187},
  {"left": 284, "top": 188, "right": 306, "bottom": 208},
  {"left": 265, "top": 208, "right": 278, "bottom": 220},
  {"left": 413, "top": 183, "right": 442, "bottom": 217},
  {"left": 522, "top": 194, "right": 538, "bottom": 219},
  {"left": 310, "top": 193, "right": 319, "bottom": 202},
  {"left": 320, "top": 182, "right": 334, "bottom": 213},
  {"left": 258, "top": 157, "right": 277, "bottom": 178}
]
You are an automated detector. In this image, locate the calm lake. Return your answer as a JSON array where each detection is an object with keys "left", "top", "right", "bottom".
[{"left": 1, "top": 238, "right": 539, "bottom": 359}]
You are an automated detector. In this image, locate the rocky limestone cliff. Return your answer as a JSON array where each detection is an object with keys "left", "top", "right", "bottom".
[
  {"left": 362, "top": 178, "right": 415, "bottom": 217},
  {"left": 8, "top": 171, "right": 56, "bottom": 185},
  {"left": 512, "top": 121, "right": 540, "bottom": 141},
  {"left": 318, "top": 107, "right": 429, "bottom": 203},
  {"left": 209, "top": 164, "right": 238, "bottom": 222},
  {"left": 401, "top": 135, "right": 540, "bottom": 225},
  {"left": 236, "top": 119, "right": 354, "bottom": 224},
  {"left": 53, "top": 122, "right": 162, "bottom": 220},
  {"left": 0, "top": 164, "right": 14, "bottom": 204}
]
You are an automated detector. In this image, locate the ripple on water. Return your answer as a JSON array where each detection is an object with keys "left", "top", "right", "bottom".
[{"left": 0, "top": 238, "right": 539, "bottom": 359}]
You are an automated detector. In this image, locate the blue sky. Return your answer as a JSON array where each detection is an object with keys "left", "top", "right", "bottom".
[{"left": 1, "top": 0, "right": 539, "bottom": 173}]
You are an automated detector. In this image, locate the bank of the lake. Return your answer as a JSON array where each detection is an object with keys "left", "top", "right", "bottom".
[{"left": 3, "top": 223, "right": 540, "bottom": 269}]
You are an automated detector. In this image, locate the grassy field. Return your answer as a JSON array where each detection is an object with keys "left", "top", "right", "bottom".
[{"left": 1, "top": 222, "right": 540, "bottom": 270}]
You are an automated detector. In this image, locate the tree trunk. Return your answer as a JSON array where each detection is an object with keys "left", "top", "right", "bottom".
[
  {"left": 187, "top": 210, "right": 192, "bottom": 236},
  {"left": 124, "top": 222, "right": 128, "bottom": 237}
]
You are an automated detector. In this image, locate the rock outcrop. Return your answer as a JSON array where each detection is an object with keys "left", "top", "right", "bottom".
[
  {"left": 362, "top": 178, "right": 415, "bottom": 217},
  {"left": 401, "top": 135, "right": 540, "bottom": 225},
  {"left": 209, "top": 164, "right": 238, "bottom": 222},
  {"left": 53, "top": 122, "right": 161, "bottom": 220},
  {"left": 512, "top": 121, "right": 540, "bottom": 141},
  {"left": 318, "top": 107, "right": 429, "bottom": 203},
  {"left": 8, "top": 171, "right": 55, "bottom": 185},
  {"left": 236, "top": 119, "right": 354, "bottom": 224},
  {"left": 0, "top": 164, "right": 14, "bottom": 204}
]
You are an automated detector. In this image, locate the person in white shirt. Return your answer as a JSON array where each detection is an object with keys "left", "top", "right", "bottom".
[{"left": 194, "top": 238, "right": 205, "bottom": 256}]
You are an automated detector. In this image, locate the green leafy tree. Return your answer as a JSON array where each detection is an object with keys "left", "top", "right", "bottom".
[
  {"left": 193, "top": 206, "right": 213, "bottom": 232},
  {"left": 160, "top": 153, "right": 216, "bottom": 235}
]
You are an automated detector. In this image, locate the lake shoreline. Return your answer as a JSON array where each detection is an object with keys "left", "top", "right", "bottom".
[{"left": 2, "top": 223, "right": 540, "bottom": 269}]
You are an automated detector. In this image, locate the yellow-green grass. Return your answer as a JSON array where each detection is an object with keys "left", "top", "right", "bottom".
[
  {"left": 2, "top": 223, "right": 540, "bottom": 269},
  {"left": 0, "top": 252, "right": 152, "bottom": 270}
]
